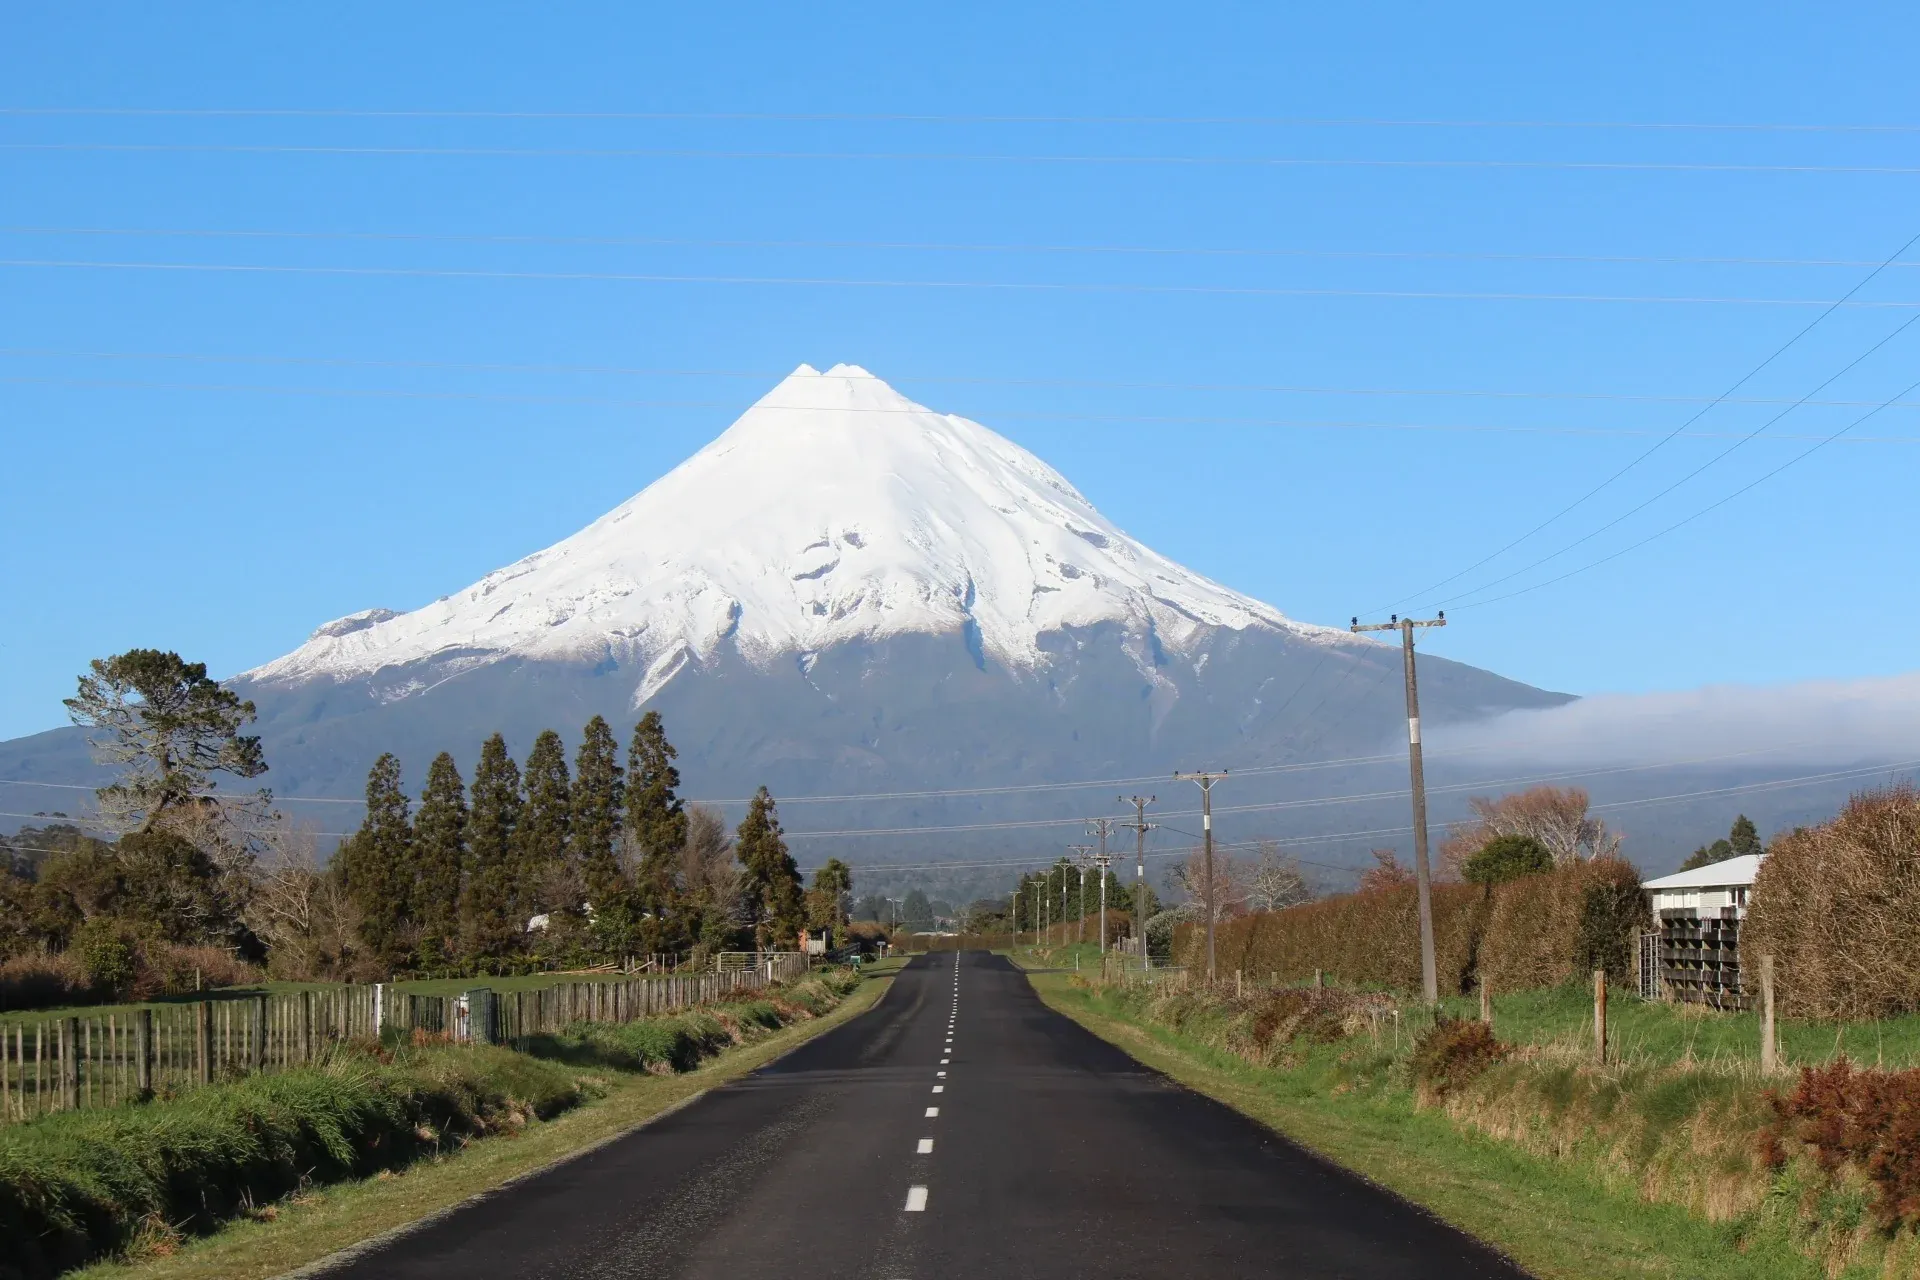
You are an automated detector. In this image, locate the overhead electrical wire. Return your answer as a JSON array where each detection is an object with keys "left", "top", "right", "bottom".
[
  {"left": 1375, "top": 228, "right": 1920, "bottom": 613},
  {"left": 6, "top": 107, "right": 1920, "bottom": 131},
  {"left": 9, "top": 224, "right": 1920, "bottom": 273},
  {"left": 8, "top": 141, "right": 1920, "bottom": 177},
  {"left": 1434, "top": 309, "right": 1920, "bottom": 607},
  {"left": 7, "top": 257, "right": 1916, "bottom": 308}
]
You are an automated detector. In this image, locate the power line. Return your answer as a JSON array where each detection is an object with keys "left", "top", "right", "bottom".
[
  {"left": 1450, "top": 366, "right": 1920, "bottom": 610},
  {"left": 1436, "top": 309, "right": 1920, "bottom": 608},
  {"left": 8, "top": 341, "right": 1920, "bottom": 413},
  {"left": 8, "top": 257, "right": 1917, "bottom": 307},
  {"left": 10, "top": 224, "right": 1919, "bottom": 272},
  {"left": 1376, "top": 227, "right": 1920, "bottom": 612},
  {"left": 6, "top": 107, "right": 1919, "bottom": 132},
  {"left": 14, "top": 374, "right": 1918, "bottom": 445},
  {"left": 10, "top": 141, "right": 1920, "bottom": 176}
]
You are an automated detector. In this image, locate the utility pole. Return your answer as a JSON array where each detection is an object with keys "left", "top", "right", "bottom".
[
  {"left": 1068, "top": 846, "right": 1094, "bottom": 946},
  {"left": 1119, "top": 795, "right": 1157, "bottom": 970},
  {"left": 1173, "top": 771, "right": 1228, "bottom": 983},
  {"left": 1086, "top": 817, "right": 1117, "bottom": 956},
  {"left": 1351, "top": 611, "right": 1447, "bottom": 1003}
]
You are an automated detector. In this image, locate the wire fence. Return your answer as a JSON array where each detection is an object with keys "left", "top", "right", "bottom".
[{"left": 0, "top": 953, "right": 811, "bottom": 1124}]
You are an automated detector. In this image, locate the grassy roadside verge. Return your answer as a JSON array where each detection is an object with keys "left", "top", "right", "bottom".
[
  {"left": 45, "top": 971, "right": 890, "bottom": 1280},
  {"left": 1027, "top": 972, "right": 1830, "bottom": 1280}
]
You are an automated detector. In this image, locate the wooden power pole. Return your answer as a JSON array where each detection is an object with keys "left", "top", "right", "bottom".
[
  {"left": 1173, "top": 771, "right": 1228, "bottom": 983},
  {"left": 1086, "top": 817, "right": 1117, "bottom": 955},
  {"left": 1119, "top": 795, "right": 1157, "bottom": 970},
  {"left": 1350, "top": 612, "right": 1446, "bottom": 1003}
]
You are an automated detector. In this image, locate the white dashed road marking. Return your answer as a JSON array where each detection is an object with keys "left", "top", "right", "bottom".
[
  {"left": 917, "top": 1138, "right": 934, "bottom": 1153},
  {"left": 926, "top": 1106, "right": 939, "bottom": 1117},
  {"left": 932, "top": 1085, "right": 944, "bottom": 1093},
  {"left": 905, "top": 1186, "right": 929, "bottom": 1212}
]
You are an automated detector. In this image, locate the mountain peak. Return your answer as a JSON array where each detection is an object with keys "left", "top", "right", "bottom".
[{"left": 247, "top": 365, "right": 1329, "bottom": 700}]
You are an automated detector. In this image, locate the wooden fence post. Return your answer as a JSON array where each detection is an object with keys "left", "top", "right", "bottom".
[
  {"left": 60, "top": 1018, "right": 80, "bottom": 1110},
  {"left": 250, "top": 997, "right": 267, "bottom": 1074},
  {"left": 136, "top": 1009, "right": 153, "bottom": 1093},
  {"left": 299, "top": 992, "right": 313, "bottom": 1064},
  {"left": 1480, "top": 980, "right": 1492, "bottom": 1026},
  {"left": 1313, "top": 969, "right": 1323, "bottom": 989},
  {"left": 197, "top": 1002, "right": 214, "bottom": 1084},
  {"left": 1593, "top": 970, "right": 1608, "bottom": 1066},
  {"left": 1760, "top": 953, "right": 1778, "bottom": 1074}
]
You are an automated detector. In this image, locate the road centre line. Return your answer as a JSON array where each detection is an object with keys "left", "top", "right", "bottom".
[
  {"left": 932, "top": 1085, "right": 944, "bottom": 1093},
  {"left": 918, "top": 1138, "right": 934, "bottom": 1153},
  {"left": 926, "top": 1106, "right": 939, "bottom": 1117},
  {"left": 905, "top": 1186, "right": 929, "bottom": 1212}
]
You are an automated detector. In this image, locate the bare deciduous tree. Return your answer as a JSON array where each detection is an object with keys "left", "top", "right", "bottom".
[
  {"left": 1440, "top": 785, "right": 1622, "bottom": 873},
  {"left": 247, "top": 822, "right": 364, "bottom": 979},
  {"left": 1244, "top": 841, "right": 1313, "bottom": 913}
]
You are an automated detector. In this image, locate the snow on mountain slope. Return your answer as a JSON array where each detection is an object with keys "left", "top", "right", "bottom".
[{"left": 249, "top": 364, "right": 1345, "bottom": 700}]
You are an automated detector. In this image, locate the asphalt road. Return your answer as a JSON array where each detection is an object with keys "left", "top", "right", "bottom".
[{"left": 323, "top": 952, "right": 1527, "bottom": 1279}]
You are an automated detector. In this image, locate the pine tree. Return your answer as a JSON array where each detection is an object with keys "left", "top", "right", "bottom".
[
  {"left": 572, "top": 716, "right": 626, "bottom": 906},
  {"left": 736, "top": 787, "right": 802, "bottom": 949},
  {"left": 1728, "top": 814, "right": 1763, "bottom": 857},
  {"left": 412, "top": 752, "right": 468, "bottom": 964},
  {"left": 626, "top": 712, "right": 688, "bottom": 911},
  {"left": 805, "top": 857, "right": 853, "bottom": 933},
  {"left": 343, "top": 753, "right": 413, "bottom": 968},
  {"left": 460, "top": 733, "right": 522, "bottom": 959},
  {"left": 515, "top": 730, "right": 572, "bottom": 913}
]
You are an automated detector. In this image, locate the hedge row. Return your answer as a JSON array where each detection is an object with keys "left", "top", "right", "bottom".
[{"left": 1176, "top": 858, "right": 1647, "bottom": 995}]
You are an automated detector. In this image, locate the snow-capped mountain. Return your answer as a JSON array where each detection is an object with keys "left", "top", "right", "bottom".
[
  {"left": 2, "top": 364, "right": 1570, "bottom": 868},
  {"left": 250, "top": 364, "right": 1335, "bottom": 708}
]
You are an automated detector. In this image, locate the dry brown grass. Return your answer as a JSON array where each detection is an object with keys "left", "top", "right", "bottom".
[{"left": 1745, "top": 784, "right": 1920, "bottom": 1021}]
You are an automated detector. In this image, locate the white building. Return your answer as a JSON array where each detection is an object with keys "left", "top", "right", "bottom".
[{"left": 1639, "top": 854, "right": 1765, "bottom": 1007}]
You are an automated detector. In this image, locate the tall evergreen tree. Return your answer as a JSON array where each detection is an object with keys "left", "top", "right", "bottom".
[
  {"left": 736, "top": 787, "right": 802, "bottom": 948},
  {"left": 460, "top": 733, "right": 521, "bottom": 958},
  {"left": 626, "top": 712, "right": 688, "bottom": 910},
  {"left": 342, "top": 753, "right": 413, "bottom": 968},
  {"left": 515, "top": 729, "right": 572, "bottom": 913},
  {"left": 1728, "top": 814, "right": 1763, "bottom": 857},
  {"left": 572, "top": 716, "right": 626, "bottom": 905},
  {"left": 411, "top": 752, "right": 468, "bottom": 963}
]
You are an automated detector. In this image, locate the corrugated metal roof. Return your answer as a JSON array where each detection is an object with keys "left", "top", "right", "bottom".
[{"left": 1643, "top": 853, "right": 1764, "bottom": 891}]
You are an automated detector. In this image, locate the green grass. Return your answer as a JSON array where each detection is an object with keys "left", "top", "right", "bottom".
[
  {"left": 1033, "top": 973, "right": 1846, "bottom": 1280},
  {"left": 1423, "top": 981, "right": 1920, "bottom": 1071}
]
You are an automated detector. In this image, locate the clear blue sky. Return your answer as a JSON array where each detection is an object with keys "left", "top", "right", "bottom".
[{"left": 4, "top": 2, "right": 1918, "bottom": 741}]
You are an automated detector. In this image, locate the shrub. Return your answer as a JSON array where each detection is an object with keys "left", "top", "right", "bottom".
[
  {"left": 1410, "top": 1016, "right": 1509, "bottom": 1099},
  {"left": 1744, "top": 784, "right": 1920, "bottom": 1020},
  {"left": 1462, "top": 835, "right": 1553, "bottom": 886},
  {"left": 0, "top": 1044, "right": 580, "bottom": 1279},
  {"left": 1479, "top": 857, "right": 1645, "bottom": 992},
  {"left": 0, "top": 953, "right": 98, "bottom": 1013},
  {"left": 1764, "top": 1058, "right": 1920, "bottom": 1231},
  {"left": 1575, "top": 859, "right": 1649, "bottom": 982},
  {"left": 71, "top": 920, "right": 139, "bottom": 998}
]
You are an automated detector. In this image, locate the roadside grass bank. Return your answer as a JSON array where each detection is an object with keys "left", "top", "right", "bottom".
[
  {"left": 1031, "top": 971, "right": 1899, "bottom": 1280},
  {"left": 4, "top": 967, "right": 880, "bottom": 1280}
]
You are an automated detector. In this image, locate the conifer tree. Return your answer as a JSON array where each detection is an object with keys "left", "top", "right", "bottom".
[
  {"left": 515, "top": 729, "right": 572, "bottom": 913},
  {"left": 736, "top": 787, "right": 802, "bottom": 948},
  {"left": 572, "top": 716, "right": 626, "bottom": 905},
  {"left": 1728, "top": 814, "right": 1763, "bottom": 857},
  {"left": 342, "top": 753, "right": 413, "bottom": 968},
  {"left": 411, "top": 752, "right": 468, "bottom": 963},
  {"left": 626, "top": 712, "right": 688, "bottom": 911},
  {"left": 460, "top": 733, "right": 521, "bottom": 958}
]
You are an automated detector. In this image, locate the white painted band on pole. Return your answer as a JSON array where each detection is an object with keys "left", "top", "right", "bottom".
[
  {"left": 1202, "top": 813, "right": 1211, "bottom": 831},
  {"left": 1408, "top": 716, "right": 1421, "bottom": 745}
]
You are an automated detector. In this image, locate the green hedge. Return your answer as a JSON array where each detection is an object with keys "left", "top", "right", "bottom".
[{"left": 0, "top": 1046, "right": 580, "bottom": 1280}]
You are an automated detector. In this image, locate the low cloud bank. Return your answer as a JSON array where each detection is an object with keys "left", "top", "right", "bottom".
[{"left": 1434, "top": 671, "right": 1920, "bottom": 770}]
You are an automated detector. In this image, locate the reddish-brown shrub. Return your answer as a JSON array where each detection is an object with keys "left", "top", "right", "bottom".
[
  {"left": 1764, "top": 1059, "right": 1920, "bottom": 1230},
  {"left": 1410, "top": 1016, "right": 1510, "bottom": 1098},
  {"left": 1744, "top": 784, "right": 1920, "bottom": 1020},
  {"left": 1177, "top": 857, "right": 1645, "bottom": 997},
  {"left": 0, "top": 952, "right": 100, "bottom": 1011}
]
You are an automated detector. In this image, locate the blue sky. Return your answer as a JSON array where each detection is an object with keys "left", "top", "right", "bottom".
[{"left": 4, "top": 2, "right": 1919, "bottom": 741}]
